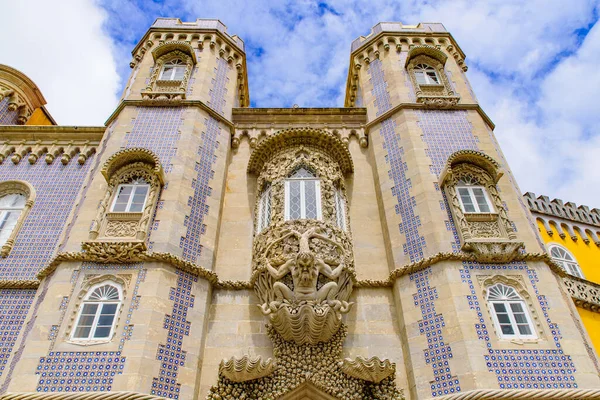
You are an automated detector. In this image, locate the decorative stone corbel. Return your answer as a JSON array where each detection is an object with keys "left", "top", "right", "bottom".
[
  {"left": 219, "top": 355, "right": 276, "bottom": 382},
  {"left": 339, "top": 356, "right": 396, "bottom": 383}
]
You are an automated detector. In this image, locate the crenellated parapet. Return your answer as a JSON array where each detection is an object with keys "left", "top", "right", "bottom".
[
  {"left": 525, "top": 192, "right": 600, "bottom": 246},
  {"left": 129, "top": 18, "right": 249, "bottom": 107}
]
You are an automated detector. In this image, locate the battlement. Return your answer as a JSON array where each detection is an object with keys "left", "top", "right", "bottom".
[
  {"left": 524, "top": 192, "right": 600, "bottom": 226},
  {"left": 351, "top": 22, "right": 448, "bottom": 52},
  {"left": 150, "top": 18, "right": 244, "bottom": 50}
]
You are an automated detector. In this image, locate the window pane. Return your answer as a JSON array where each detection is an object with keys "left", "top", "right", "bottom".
[
  {"left": 113, "top": 186, "right": 132, "bottom": 212},
  {"left": 288, "top": 181, "right": 301, "bottom": 220},
  {"left": 101, "top": 303, "right": 118, "bottom": 314},
  {"left": 93, "top": 326, "right": 111, "bottom": 338},
  {"left": 129, "top": 186, "right": 149, "bottom": 212},
  {"left": 493, "top": 303, "right": 507, "bottom": 312},
  {"left": 509, "top": 303, "right": 524, "bottom": 313},
  {"left": 496, "top": 313, "right": 511, "bottom": 324},
  {"left": 513, "top": 313, "right": 528, "bottom": 324},
  {"left": 73, "top": 326, "right": 92, "bottom": 338},
  {"left": 97, "top": 314, "right": 116, "bottom": 326},
  {"left": 77, "top": 315, "right": 95, "bottom": 326},
  {"left": 81, "top": 303, "right": 99, "bottom": 314},
  {"left": 173, "top": 66, "right": 185, "bottom": 80},
  {"left": 473, "top": 188, "right": 491, "bottom": 212},
  {"left": 415, "top": 71, "right": 427, "bottom": 85},
  {"left": 501, "top": 324, "right": 515, "bottom": 335},
  {"left": 0, "top": 211, "right": 20, "bottom": 245},
  {"left": 162, "top": 65, "right": 174, "bottom": 79},
  {"left": 304, "top": 181, "right": 318, "bottom": 219},
  {"left": 517, "top": 324, "right": 532, "bottom": 335},
  {"left": 458, "top": 188, "right": 476, "bottom": 213},
  {"left": 426, "top": 71, "right": 439, "bottom": 83}
]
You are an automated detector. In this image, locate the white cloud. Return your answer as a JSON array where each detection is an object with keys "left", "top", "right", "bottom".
[{"left": 0, "top": 0, "right": 120, "bottom": 125}]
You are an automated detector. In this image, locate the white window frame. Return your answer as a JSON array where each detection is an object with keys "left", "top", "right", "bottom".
[
  {"left": 159, "top": 59, "right": 186, "bottom": 81},
  {"left": 284, "top": 171, "right": 322, "bottom": 221},
  {"left": 487, "top": 284, "right": 536, "bottom": 340},
  {"left": 334, "top": 187, "right": 347, "bottom": 231},
  {"left": 548, "top": 244, "right": 584, "bottom": 278},
  {"left": 456, "top": 185, "right": 494, "bottom": 214},
  {"left": 256, "top": 184, "right": 272, "bottom": 233},
  {"left": 71, "top": 283, "right": 122, "bottom": 342},
  {"left": 110, "top": 182, "right": 150, "bottom": 213},
  {"left": 0, "top": 194, "right": 26, "bottom": 247},
  {"left": 414, "top": 64, "right": 440, "bottom": 85}
]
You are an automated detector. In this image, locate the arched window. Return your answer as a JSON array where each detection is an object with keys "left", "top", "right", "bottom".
[
  {"left": 334, "top": 187, "right": 347, "bottom": 231},
  {"left": 413, "top": 64, "right": 440, "bottom": 85},
  {"left": 549, "top": 244, "right": 584, "bottom": 278},
  {"left": 111, "top": 177, "right": 150, "bottom": 213},
  {"left": 256, "top": 183, "right": 272, "bottom": 233},
  {"left": 284, "top": 167, "right": 321, "bottom": 221},
  {"left": 487, "top": 283, "right": 536, "bottom": 339},
  {"left": 0, "top": 193, "right": 26, "bottom": 247},
  {"left": 456, "top": 176, "right": 494, "bottom": 214},
  {"left": 72, "top": 283, "right": 121, "bottom": 340},
  {"left": 159, "top": 58, "right": 186, "bottom": 81}
]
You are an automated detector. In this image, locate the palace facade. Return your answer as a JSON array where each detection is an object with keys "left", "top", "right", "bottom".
[{"left": 0, "top": 18, "right": 598, "bottom": 400}]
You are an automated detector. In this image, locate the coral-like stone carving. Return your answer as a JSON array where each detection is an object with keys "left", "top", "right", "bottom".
[
  {"left": 339, "top": 356, "right": 396, "bottom": 384},
  {"left": 80, "top": 241, "right": 146, "bottom": 263},
  {"left": 207, "top": 326, "right": 403, "bottom": 400},
  {"left": 464, "top": 241, "right": 524, "bottom": 263},
  {"left": 219, "top": 355, "right": 276, "bottom": 383},
  {"left": 254, "top": 220, "right": 354, "bottom": 345}
]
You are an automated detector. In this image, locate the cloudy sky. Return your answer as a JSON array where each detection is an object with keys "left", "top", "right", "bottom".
[{"left": 2, "top": 0, "right": 599, "bottom": 207}]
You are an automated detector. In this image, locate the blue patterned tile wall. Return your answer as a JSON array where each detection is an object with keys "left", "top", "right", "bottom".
[
  {"left": 411, "top": 268, "right": 460, "bottom": 397},
  {"left": 124, "top": 107, "right": 183, "bottom": 173},
  {"left": 368, "top": 59, "right": 392, "bottom": 116},
  {"left": 368, "top": 54, "right": 426, "bottom": 263},
  {"left": 0, "top": 98, "right": 19, "bottom": 125},
  {"left": 34, "top": 263, "right": 146, "bottom": 393},
  {"left": 0, "top": 156, "right": 94, "bottom": 280},
  {"left": 399, "top": 52, "right": 416, "bottom": 103},
  {"left": 417, "top": 110, "right": 479, "bottom": 177},
  {"left": 179, "top": 117, "right": 219, "bottom": 263},
  {"left": 0, "top": 289, "right": 35, "bottom": 377},
  {"left": 151, "top": 270, "right": 197, "bottom": 399},
  {"left": 208, "top": 57, "right": 229, "bottom": 115},
  {"left": 460, "top": 261, "right": 577, "bottom": 389}
]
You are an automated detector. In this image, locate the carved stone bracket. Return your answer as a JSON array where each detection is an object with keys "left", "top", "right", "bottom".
[
  {"left": 80, "top": 241, "right": 147, "bottom": 263},
  {"left": 219, "top": 355, "right": 276, "bottom": 383},
  {"left": 339, "top": 356, "right": 396, "bottom": 384},
  {"left": 463, "top": 241, "right": 525, "bottom": 263}
]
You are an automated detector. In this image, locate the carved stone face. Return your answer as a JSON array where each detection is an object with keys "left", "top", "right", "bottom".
[{"left": 294, "top": 252, "right": 318, "bottom": 286}]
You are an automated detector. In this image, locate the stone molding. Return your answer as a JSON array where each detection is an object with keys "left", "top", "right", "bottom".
[
  {"left": 440, "top": 150, "right": 523, "bottom": 260},
  {"left": 564, "top": 275, "right": 600, "bottom": 312},
  {"left": 151, "top": 41, "right": 197, "bottom": 63},
  {"left": 405, "top": 45, "right": 448, "bottom": 66},
  {"left": 247, "top": 127, "right": 355, "bottom": 175},
  {"left": 90, "top": 148, "right": 164, "bottom": 242},
  {"left": 0, "top": 392, "right": 167, "bottom": 400},
  {"left": 0, "top": 180, "right": 35, "bottom": 257},
  {"left": 0, "top": 139, "right": 97, "bottom": 166},
  {"left": 434, "top": 388, "right": 600, "bottom": 400}
]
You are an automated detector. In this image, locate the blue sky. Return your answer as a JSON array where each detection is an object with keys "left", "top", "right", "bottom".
[{"left": 1, "top": 0, "right": 600, "bottom": 206}]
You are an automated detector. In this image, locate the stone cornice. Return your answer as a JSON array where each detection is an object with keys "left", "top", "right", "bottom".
[
  {"left": 0, "top": 391, "right": 167, "bottom": 400},
  {"left": 364, "top": 102, "right": 495, "bottom": 132},
  {"left": 105, "top": 100, "right": 234, "bottom": 132},
  {"left": 232, "top": 107, "right": 367, "bottom": 126},
  {"left": 0, "top": 126, "right": 105, "bottom": 142}
]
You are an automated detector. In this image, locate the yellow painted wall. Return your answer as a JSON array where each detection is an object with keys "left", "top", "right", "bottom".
[
  {"left": 536, "top": 219, "right": 600, "bottom": 356},
  {"left": 536, "top": 220, "right": 600, "bottom": 284},
  {"left": 25, "top": 108, "right": 54, "bottom": 125}
]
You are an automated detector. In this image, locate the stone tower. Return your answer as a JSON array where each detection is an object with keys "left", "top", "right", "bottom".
[{"left": 0, "top": 19, "right": 598, "bottom": 400}]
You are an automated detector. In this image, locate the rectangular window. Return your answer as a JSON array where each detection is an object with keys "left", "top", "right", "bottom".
[
  {"left": 491, "top": 301, "right": 536, "bottom": 339},
  {"left": 456, "top": 186, "right": 494, "bottom": 213},
  {"left": 111, "top": 184, "right": 150, "bottom": 213}
]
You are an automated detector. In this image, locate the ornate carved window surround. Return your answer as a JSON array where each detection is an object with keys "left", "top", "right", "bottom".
[
  {"left": 141, "top": 41, "right": 197, "bottom": 103},
  {"left": 440, "top": 150, "right": 524, "bottom": 262},
  {"left": 0, "top": 180, "right": 35, "bottom": 257},
  {"left": 87, "top": 148, "right": 164, "bottom": 249},
  {"left": 405, "top": 45, "right": 460, "bottom": 108}
]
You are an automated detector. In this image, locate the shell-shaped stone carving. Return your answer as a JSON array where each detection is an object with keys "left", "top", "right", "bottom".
[
  {"left": 266, "top": 300, "right": 352, "bottom": 345},
  {"left": 339, "top": 356, "right": 396, "bottom": 383},
  {"left": 219, "top": 355, "right": 276, "bottom": 383}
]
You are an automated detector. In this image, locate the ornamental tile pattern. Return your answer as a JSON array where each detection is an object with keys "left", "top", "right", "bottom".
[
  {"left": 0, "top": 98, "right": 18, "bottom": 125},
  {"left": 411, "top": 268, "right": 460, "bottom": 397},
  {"left": 208, "top": 57, "right": 229, "bottom": 115},
  {"left": 460, "top": 261, "right": 578, "bottom": 389},
  {"left": 0, "top": 289, "right": 35, "bottom": 377},
  {"left": 151, "top": 270, "right": 197, "bottom": 399},
  {"left": 368, "top": 59, "right": 392, "bottom": 116},
  {"left": 0, "top": 156, "right": 94, "bottom": 280},
  {"left": 125, "top": 107, "right": 183, "bottom": 173}
]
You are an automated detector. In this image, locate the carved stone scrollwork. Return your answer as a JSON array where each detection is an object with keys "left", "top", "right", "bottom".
[
  {"left": 440, "top": 150, "right": 523, "bottom": 262},
  {"left": 219, "top": 355, "right": 276, "bottom": 383},
  {"left": 254, "top": 219, "right": 354, "bottom": 345},
  {"left": 339, "top": 356, "right": 396, "bottom": 384},
  {"left": 81, "top": 241, "right": 147, "bottom": 263}
]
